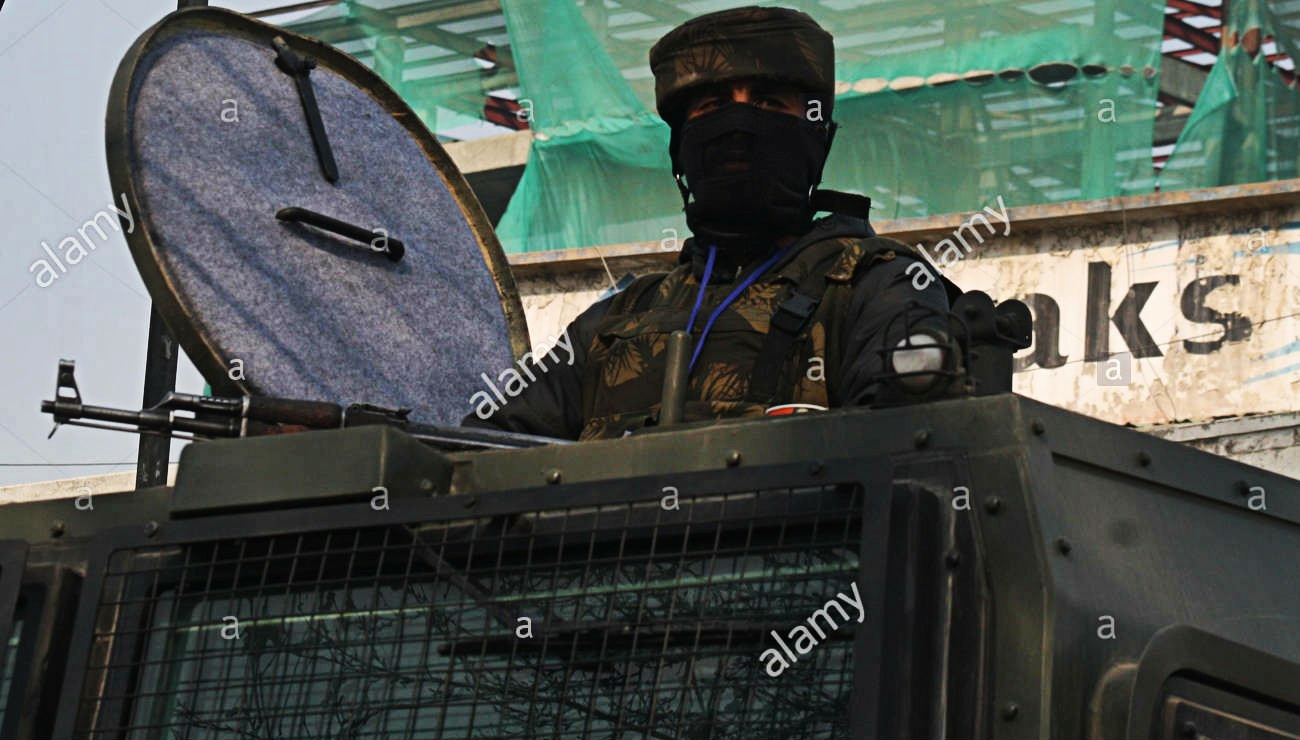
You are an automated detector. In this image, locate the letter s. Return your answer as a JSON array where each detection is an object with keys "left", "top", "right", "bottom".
[{"left": 1181, "top": 275, "right": 1252, "bottom": 354}]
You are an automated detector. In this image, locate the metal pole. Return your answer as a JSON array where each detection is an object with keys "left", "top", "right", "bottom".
[
  {"left": 133, "top": 0, "right": 209, "bottom": 489},
  {"left": 135, "top": 308, "right": 179, "bottom": 488},
  {"left": 659, "top": 330, "right": 691, "bottom": 427}
]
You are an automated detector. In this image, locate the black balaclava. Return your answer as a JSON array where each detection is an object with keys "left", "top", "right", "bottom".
[{"left": 673, "top": 101, "right": 832, "bottom": 255}]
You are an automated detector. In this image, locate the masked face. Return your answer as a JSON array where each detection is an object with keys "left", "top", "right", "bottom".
[{"left": 676, "top": 101, "right": 830, "bottom": 251}]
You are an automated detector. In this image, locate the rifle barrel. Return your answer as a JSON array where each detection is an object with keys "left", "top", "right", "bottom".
[
  {"left": 42, "top": 399, "right": 243, "bottom": 437},
  {"left": 43, "top": 387, "right": 568, "bottom": 449}
]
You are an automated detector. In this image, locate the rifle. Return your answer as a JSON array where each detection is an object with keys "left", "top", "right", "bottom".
[{"left": 40, "top": 360, "right": 568, "bottom": 451}]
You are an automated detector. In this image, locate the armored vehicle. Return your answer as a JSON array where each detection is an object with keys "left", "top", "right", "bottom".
[{"left": 4, "top": 7, "right": 1299, "bottom": 740}]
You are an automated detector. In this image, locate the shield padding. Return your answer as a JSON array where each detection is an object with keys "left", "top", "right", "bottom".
[{"left": 106, "top": 8, "right": 530, "bottom": 426}]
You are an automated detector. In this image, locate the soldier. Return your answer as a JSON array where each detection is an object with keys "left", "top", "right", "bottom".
[{"left": 463, "top": 5, "right": 961, "bottom": 441}]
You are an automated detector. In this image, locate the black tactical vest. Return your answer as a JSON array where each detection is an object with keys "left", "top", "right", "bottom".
[{"left": 577, "top": 221, "right": 937, "bottom": 440}]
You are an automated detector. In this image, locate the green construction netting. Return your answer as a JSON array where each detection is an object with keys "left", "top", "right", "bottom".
[
  {"left": 1160, "top": 0, "right": 1300, "bottom": 191},
  {"left": 271, "top": 2, "right": 1289, "bottom": 253},
  {"left": 284, "top": 1, "right": 513, "bottom": 135},
  {"left": 494, "top": 0, "right": 1167, "bottom": 252},
  {"left": 281, "top": 1, "right": 1180, "bottom": 252}
]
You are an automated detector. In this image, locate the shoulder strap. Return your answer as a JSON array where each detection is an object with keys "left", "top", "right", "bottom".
[
  {"left": 747, "top": 246, "right": 848, "bottom": 403},
  {"left": 810, "top": 189, "right": 873, "bottom": 222}
]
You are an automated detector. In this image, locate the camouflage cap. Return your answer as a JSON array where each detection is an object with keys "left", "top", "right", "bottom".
[{"left": 649, "top": 6, "right": 835, "bottom": 127}]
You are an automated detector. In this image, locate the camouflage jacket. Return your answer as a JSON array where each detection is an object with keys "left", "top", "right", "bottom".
[{"left": 462, "top": 214, "right": 955, "bottom": 441}]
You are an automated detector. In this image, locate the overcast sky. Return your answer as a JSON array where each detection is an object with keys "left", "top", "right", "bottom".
[{"left": 0, "top": 0, "right": 297, "bottom": 487}]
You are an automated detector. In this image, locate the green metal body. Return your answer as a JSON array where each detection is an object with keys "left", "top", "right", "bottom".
[{"left": 1, "top": 394, "right": 1297, "bottom": 738}]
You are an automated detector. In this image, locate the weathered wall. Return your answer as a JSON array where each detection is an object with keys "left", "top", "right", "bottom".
[
  {"left": 1140, "top": 411, "right": 1300, "bottom": 480},
  {"left": 508, "top": 181, "right": 1300, "bottom": 429},
  {"left": 940, "top": 201, "right": 1296, "bottom": 426},
  {"left": 0, "top": 467, "right": 176, "bottom": 506}
]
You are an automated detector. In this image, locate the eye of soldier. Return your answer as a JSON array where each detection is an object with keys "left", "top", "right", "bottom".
[
  {"left": 751, "top": 84, "right": 803, "bottom": 114},
  {"left": 689, "top": 90, "right": 728, "bottom": 118}
]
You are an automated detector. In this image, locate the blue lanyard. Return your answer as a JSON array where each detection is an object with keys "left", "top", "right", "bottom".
[{"left": 684, "top": 242, "right": 796, "bottom": 373}]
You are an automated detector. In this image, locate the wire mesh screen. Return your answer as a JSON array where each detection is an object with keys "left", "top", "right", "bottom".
[{"left": 80, "top": 485, "right": 866, "bottom": 739}]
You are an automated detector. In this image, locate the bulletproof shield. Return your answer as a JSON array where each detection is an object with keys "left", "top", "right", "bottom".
[{"left": 105, "top": 7, "right": 529, "bottom": 425}]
